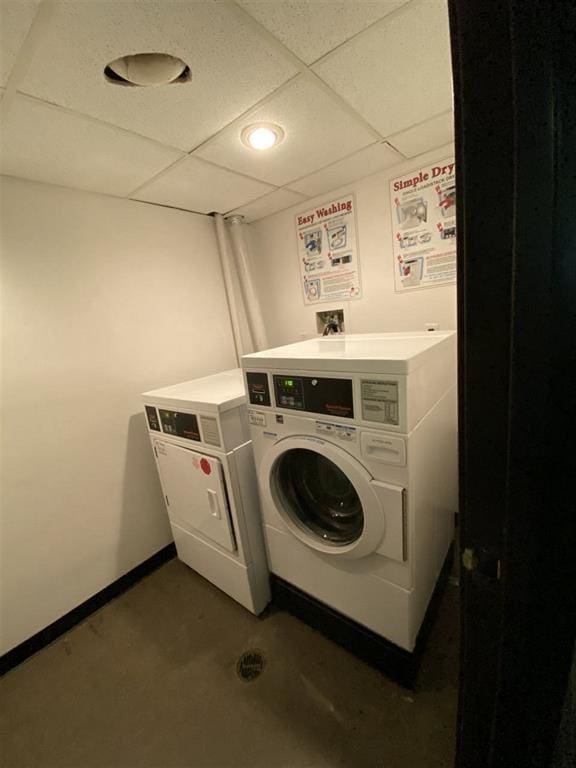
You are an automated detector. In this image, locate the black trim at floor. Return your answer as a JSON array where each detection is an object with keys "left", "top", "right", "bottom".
[
  {"left": 0, "top": 543, "right": 176, "bottom": 676},
  {"left": 271, "top": 544, "right": 454, "bottom": 690}
]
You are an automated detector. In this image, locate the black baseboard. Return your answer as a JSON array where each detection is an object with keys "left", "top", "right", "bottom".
[
  {"left": 0, "top": 543, "right": 176, "bottom": 676},
  {"left": 271, "top": 544, "right": 454, "bottom": 690}
]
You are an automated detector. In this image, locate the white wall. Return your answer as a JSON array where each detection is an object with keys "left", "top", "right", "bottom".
[
  {"left": 248, "top": 144, "right": 457, "bottom": 347},
  {"left": 0, "top": 177, "right": 236, "bottom": 654}
]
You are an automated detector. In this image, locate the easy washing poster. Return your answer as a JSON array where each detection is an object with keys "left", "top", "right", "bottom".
[
  {"left": 296, "top": 193, "right": 361, "bottom": 305},
  {"left": 390, "top": 158, "right": 457, "bottom": 291}
]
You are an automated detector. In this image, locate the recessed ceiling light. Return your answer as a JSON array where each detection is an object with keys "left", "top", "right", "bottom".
[
  {"left": 104, "top": 53, "right": 190, "bottom": 87},
  {"left": 241, "top": 123, "right": 285, "bottom": 151}
]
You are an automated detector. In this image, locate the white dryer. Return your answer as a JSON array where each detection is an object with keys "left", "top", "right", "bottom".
[
  {"left": 242, "top": 333, "right": 457, "bottom": 652},
  {"left": 142, "top": 369, "right": 270, "bottom": 615}
]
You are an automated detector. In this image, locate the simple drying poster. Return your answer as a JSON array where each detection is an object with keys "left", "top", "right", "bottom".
[
  {"left": 296, "top": 193, "right": 361, "bottom": 305},
  {"left": 390, "top": 158, "right": 456, "bottom": 292}
]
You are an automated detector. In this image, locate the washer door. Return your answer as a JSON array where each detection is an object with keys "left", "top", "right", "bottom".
[
  {"left": 261, "top": 436, "right": 401, "bottom": 560},
  {"left": 275, "top": 449, "right": 363, "bottom": 545}
]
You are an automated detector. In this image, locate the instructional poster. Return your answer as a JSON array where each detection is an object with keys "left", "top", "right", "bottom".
[
  {"left": 296, "top": 193, "right": 361, "bottom": 305},
  {"left": 390, "top": 157, "right": 456, "bottom": 291}
]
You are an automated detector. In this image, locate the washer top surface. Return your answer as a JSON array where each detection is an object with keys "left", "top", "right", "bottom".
[
  {"left": 142, "top": 368, "right": 245, "bottom": 413},
  {"left": 242, "top": 331, "right": 456, "bottom": 375}
]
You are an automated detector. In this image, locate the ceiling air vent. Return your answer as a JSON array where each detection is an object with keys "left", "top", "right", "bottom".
[{"left": 104, "top": 53, "right": 191, "bottom": 87}]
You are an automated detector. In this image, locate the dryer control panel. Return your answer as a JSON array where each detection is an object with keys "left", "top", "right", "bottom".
[{"left": 158, "top": 409, "right": 201, "bottom": 441}]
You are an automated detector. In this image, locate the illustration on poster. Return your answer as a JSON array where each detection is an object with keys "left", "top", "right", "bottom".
[
  {"left": 437, "top": 184, "right": 456, "bottom": 216},
  {"left": 304, "top": 278, "right": 321, "bottom": 300},
  {"left": 304, "top": 230, "right": 322, "bottom": 256},
  {"left": 397, "top": 254, "right": 424, "bottom": 287},
  {"left": 327, "top": 223, "right": 347, "bottom": 250},
  {"left": 438, "top": 223, "right": 456, "bottom": 240},
  {"left": 303, "top": 257, "right": 326, "bottom": 272},
  {"left": 396, "top": 198, "right": 428, "bottom": 230},
  {"left": 330, "top": 252, "right": 352, "bottom": 266},
  {"left": 397, "top": 232, "right": 432, "bottom": 249}
]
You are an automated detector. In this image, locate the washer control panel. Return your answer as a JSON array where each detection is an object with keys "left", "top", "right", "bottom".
[
  {"left": 274, "top": 376, "right": 305, "bottom": 410},
  {"left": 273, "top": 375, "right": 354, "bottom": 419}
]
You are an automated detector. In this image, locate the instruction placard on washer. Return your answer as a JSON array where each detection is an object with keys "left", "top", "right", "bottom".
[{"left": 361, "top": 380, "right": 399, "bottom": 425}]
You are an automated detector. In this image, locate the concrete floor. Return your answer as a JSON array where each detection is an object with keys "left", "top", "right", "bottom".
[{"left": 0, "top": 559, "right": 459, "bottom": 768}]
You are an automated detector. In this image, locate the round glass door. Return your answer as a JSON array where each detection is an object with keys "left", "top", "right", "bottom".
[{"left": 274, "top": 448, "right": 364, "bottom": 545}]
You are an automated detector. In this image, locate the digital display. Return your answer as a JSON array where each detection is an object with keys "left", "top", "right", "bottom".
[{"left": 274, "top": 376, "right": 305, "bottom": 410}]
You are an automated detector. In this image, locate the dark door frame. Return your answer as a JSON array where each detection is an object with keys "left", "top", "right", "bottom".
[{"left": 449, "top": 1, "right": 576, "bottom": 766}]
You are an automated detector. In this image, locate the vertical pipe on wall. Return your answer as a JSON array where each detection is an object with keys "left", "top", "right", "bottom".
[
  {"left": 213, "top": 213, "right": 247, "bottom": 364},
  {"left": 226, "top": 215, "right": 269, "bottom": 352}
]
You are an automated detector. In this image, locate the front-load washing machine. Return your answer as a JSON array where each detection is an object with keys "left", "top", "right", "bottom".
[
  {"left": 142, "top": 369, "right": 270, "bottom": 615},
  {"left": 242, "top": 333, "right": 457, "bottom": 669}
]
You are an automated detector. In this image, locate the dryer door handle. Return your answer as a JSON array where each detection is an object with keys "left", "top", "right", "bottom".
[{"left": 207, "top": 489, "right": 221, "bottom": 519}]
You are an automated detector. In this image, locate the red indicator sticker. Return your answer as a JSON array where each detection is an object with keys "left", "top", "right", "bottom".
[{"left": 200, "top": 458, "right": 211, "bottom": 475}]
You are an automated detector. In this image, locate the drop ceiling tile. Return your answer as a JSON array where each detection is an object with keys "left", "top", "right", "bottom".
[
  {"left": 313, "top": 0, "right": 453, "bottom": 137},
  {"left": 0, "top": 95, "right": 183, "bottom": 196},
  {"left": 288, "top": 141, "right": 403, "bottom": 197},
  {"left": 388, "top": 111, "right": 454, "bottom": 157},
  {"left": 0, "top": 0, "right": 40, "bottom": 86},
  {"left": 228, "top": 188, "right": 307, "bottom": 222},
  {"left": 133, "top": 157, "right": 274, "bottom": 214},
  {"left": 194, "top": 76, "right": 375, "bottom": 186},
  {"left": 18, "top": 1, "right": 297, "bottom": 151},
  {"left": 237, "top": 0, "right": 409, "bottom": 64}
]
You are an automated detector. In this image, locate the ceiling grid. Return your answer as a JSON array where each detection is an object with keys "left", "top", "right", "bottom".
[{"left": 0, "top": 0, "right": 454, "bottom": 221}]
